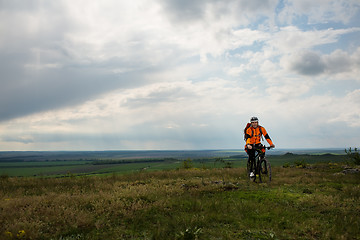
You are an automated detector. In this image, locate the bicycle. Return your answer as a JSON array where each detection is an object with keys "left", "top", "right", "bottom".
[{"left": 246, "top": 145, "right": 273, "bottom": 183}]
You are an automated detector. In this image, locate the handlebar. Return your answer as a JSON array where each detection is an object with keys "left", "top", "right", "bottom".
[{"left": 248, "top": 144, "right": 274, "bottom": 150}]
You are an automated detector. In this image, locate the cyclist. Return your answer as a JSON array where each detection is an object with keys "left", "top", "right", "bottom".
[{"left": 245, "top": 117, "right": 275, "bottom": 178}]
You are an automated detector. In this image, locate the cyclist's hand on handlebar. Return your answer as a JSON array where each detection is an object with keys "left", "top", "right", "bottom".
[
  {"left": 270, "top": 144, "right": 275, "bottom": 148},
  {"left": 247, "top": 144, "right": 253, "bottom": 149}
]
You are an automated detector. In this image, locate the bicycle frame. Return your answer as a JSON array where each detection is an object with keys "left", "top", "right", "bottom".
[{"left": 247, "top": 145, "right": 273, "bottom": 183}]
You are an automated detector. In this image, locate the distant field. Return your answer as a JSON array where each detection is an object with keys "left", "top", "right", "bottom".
[
  {"left": 0, "top": 149, "right": 348, "bottom": 177},
  {"left": 0, "top": 150, "right": 246, "bottom": 161}
]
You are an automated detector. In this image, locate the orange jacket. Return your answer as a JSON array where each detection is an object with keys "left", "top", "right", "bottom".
[{"left": 245, "top": 126, "right": 273, "bottom": 146}]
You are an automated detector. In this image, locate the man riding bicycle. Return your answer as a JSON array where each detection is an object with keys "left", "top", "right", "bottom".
[{"left": 245, "top": 117, "right": 275, "bottom": 178}]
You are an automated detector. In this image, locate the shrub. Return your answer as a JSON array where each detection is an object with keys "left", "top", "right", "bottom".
[
  {"left": 345, "top": 147, "right": 360, "bottom": 165},
  {"left": 282, "top": 162, "right": 291, "bottom": 168},
  {"left": 294, "top": 160, "right": 307, "bottom": 168},
  {"left": 182, "top": 158, "right": 193, "bottom": 169}
]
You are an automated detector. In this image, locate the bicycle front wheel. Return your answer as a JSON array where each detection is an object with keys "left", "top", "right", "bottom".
[{"left": 258, "top": 158, "right": 271, "bottom": 183}]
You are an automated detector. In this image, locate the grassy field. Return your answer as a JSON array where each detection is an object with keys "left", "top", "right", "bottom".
[{"left": 1, "top": 159, "right": 359, "bottom": 239}]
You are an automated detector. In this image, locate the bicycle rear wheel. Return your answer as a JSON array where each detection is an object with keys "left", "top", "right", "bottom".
[{"left": 258, "top": 158, "right": 271, "bottom": 183}]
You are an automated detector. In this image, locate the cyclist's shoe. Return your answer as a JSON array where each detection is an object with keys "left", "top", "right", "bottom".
[{"left": 250, "top": 172, "right": 255, "bottom": 178}]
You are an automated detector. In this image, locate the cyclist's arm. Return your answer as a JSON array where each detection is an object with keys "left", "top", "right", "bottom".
[{"left": 261, "top": 127, "right": 275, "bottom": 147}]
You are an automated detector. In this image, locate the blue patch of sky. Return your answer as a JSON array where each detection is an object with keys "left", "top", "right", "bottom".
[
  {"left": 275, "top": 0, "right": 285, "bottom": 14},
  {"left": 310, "top": 21, "right": 348, "bottom": 31},
  {"left": 273, "top": 0, "right": 286, "bottom": 26},
  {"left": 313, "top": 30, "right": 360, "bottom": 54},
  {"left": 314, "top": 8, "right": 360, "bottom": 54},
  {"left": 246, "top": 15, "right": 270, "bottom": 30},
  {"left": 284, "top": 9, "right": 360, "bottom": 54},
  {"left": 287, "top": 14, "right": 313, "bottom": 31},
  {"left": 315, "top": 31, "right": 356, "bottom": 54},
  {"left": 348, "top": 10, "right": 360, "bottom": 28},
  {"left": 227, "top": 40, "right": 265, "bottom": 59}
]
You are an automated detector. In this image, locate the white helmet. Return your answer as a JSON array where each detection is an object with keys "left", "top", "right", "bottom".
[{"left": 250, "top": 116, "right": 258, "bottom": 122}]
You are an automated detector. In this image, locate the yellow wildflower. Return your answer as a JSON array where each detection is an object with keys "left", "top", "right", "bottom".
[{"left": 17, "top": 230, "right": 26, "bottom": 238}]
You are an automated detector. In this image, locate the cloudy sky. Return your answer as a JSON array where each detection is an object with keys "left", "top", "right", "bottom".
[{"left": 0, "top": 0, "right": 359, "bottom": 150}]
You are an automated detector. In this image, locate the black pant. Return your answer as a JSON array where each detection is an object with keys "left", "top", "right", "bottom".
[{"left": 246, "top": 144, "right": 264, "bottom": 172}]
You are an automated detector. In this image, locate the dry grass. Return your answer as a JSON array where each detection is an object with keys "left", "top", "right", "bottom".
[{"left": 1, "top": 165, "right": 359, "bottom": 239}]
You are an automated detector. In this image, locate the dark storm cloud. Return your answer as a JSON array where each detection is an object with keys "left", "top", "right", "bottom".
[
  {"left": 0, "top": 1, "right": 83, "bottom": 121},
  {"left": 0, "top": 1, "right": 161, "bottom": 122},
  {"left": 0, "top": 24, "right": 151, "bottom": 122},
  {"left": 160, "top": 0, "right": 208, "bottom": 22},
  {"left": 290, "top": 51, "right": 326, "bottom": 76},
  {"left": 289, "top": 50, "right": 359, "bottom": 76},
  {"left": 0, "top": 60, "right": 150, "bottom": 122},
  {"left": 160, "top": 0, "right": 277, "bottom": 23},
  {"left": 236, "top": 0, "right": 277, "bottom": 12}
]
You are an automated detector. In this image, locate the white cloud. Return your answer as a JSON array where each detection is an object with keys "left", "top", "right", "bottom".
[
  {"left": 0, "top": 79, "right": 254, "bottom": 149},
  {"left": 0, "top": 0, "right": 359, "bottom": 150},
  {"left": 329, "top": 89, "right": 360, "bottom": 127},
  {"left": 225, "top": 27, "right": 360, "bottom": 80},
  {"left": 2, "top": 71, "right": 358, "bottom": 150},
  {"left": 323, "top": 48, "right": 360, "bottom": 79},
  {"left": 266, "top": 77, "right": 314, "bottom": 100},
  {"left": 268, "top": 27, "right": 359, "bottom": 54},
  {"left": 278, "top": 0, "right": 360, "bottom": 25}
]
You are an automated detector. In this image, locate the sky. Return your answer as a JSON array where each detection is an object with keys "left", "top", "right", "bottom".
[{"left": 0, "top": 0, "right": 360, "bottom": 151}]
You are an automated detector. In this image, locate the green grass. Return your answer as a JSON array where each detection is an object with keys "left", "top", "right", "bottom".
[{"left": 1, "top": 161, "right": 359, "bottom": 239}]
